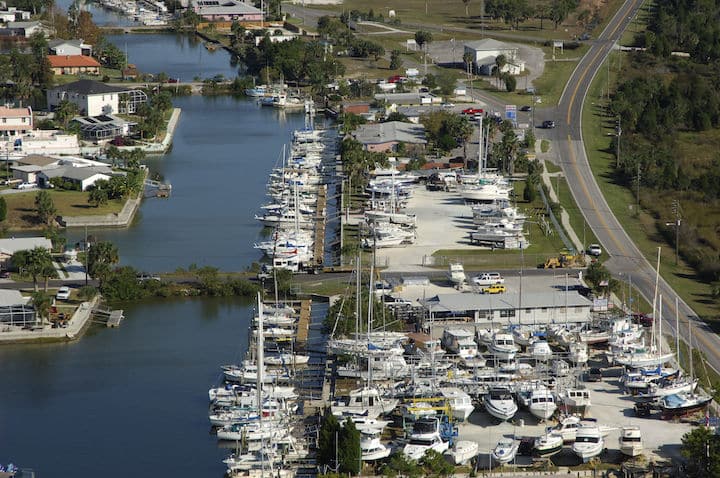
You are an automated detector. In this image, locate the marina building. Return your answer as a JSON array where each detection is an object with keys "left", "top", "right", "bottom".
[
  {"left": 191, "top": 0, "right": 263, "bottom": 21},
  {"left": 463, "top": 38, "right": 525, "bottom": 75},
  {"left": 422, "top": 291, "right": 593, "bottom": 327}
]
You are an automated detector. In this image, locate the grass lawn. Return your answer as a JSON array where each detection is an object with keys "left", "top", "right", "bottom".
[
  {"left": 582, "top": 53, "right": 720, "bottom": 320},
  {"left": 544, "top": 160, "right": 561, "bottom": 173},
  {"left": 3, "top": 191, "right": 125, "bottom": 230}
]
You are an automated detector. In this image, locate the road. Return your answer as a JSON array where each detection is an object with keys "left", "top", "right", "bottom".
[{"left": 553, "top": 0, "right": 720, "bottom": 374}]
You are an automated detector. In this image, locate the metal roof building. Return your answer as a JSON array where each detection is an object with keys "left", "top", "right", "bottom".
[{"left": 423, "top": 291, "right": 593, "bottom": 325}]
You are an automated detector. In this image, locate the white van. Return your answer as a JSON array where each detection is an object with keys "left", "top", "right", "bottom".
[{"left": 471, "top": 272, "right": 505, "bottom": 286}]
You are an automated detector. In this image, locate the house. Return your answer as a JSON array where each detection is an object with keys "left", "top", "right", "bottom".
[
  {"left": 0, "top": 21, "right": 46, "bottom": 38},
  {"left": 47, "top": 55, "right": 101, "bottom": 76},
  {"left": 0, "top": 289, "right": 35, "bottom": 327},
  {"left": 342, "top": 102, "right": 370, "bottom": 115},
  {"left": 191, "top": 0, "right": 263, "bottom": 21},
  {"left": 11, "top": 164, "right": 43, "bottom": 184},
  {"left": 352, "top": 121, "right": 427, "bottom": 153},
  {"left": 0, "top": 106, "right": 32, "bottom": 138},
  {"left": 374, "top": 92, "right": 439, "bottom": 107},
  {"left": 48, "top": 39, "right": 92, "bottom": 56},
  {"left": 72, "top": 114, "right": 135, "bottom": 141},
  {"left": 463, "top": 39, "right": 523, "bottom": 74},
  {"left": 13, "top": 154, "right": 59, "bottom": 168},
  {"left": 46, "top": 80, "right": 127, "bottom": 117},
  {"left": 0, "top": 6, "right": 30, "bottom": 22},
  {"left": 37, "top": 164, "right": 113, "bottom": 191},
  {"left": 423, "top": 291, "right": 593, "bottom": 328},
  {"left": 11, "top": 131, "right": 80, "bottom": 156},
  {"left": 0, "top": 237, "right": 53, "bottom": 269}
]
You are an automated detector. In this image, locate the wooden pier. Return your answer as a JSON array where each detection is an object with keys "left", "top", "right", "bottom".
[
  {"left": 313, "top": 186, "right": 326, "bottom": 268},
  {"left": 296, "top": 300, "right": 311, "bottom": 348},
  {"left": 91, "top": 308, "right": 125, "bottom": 328}
]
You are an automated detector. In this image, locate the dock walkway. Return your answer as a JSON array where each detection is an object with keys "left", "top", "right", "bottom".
[{"left": 313, "top": 187, "right": 327, "bottom": 268}]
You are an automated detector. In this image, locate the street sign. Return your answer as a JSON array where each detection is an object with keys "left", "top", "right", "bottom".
[{"left": 505, "top": 104, "right": 517, "bottom": 121}]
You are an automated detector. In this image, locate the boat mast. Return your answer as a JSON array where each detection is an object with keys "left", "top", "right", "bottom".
[
  {"left": 657, "top": 294, "right": 662, "bottom": 353},
  {"left": 367, "top": 247, "right": 375, "bottom": 388},
  {"left": 257, "top": 292, "right": 264, "bottom": 420},
  {"left": 478, "top": 115, "right": 483, "bottom": 173},
  {"left": 675, "top": 296, "right": 680, "bottom": 369},
  {"left": 650, "top": 247, "right": 661, "bottom": 350}
]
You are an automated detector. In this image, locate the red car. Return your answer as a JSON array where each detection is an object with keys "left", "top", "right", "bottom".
[
  {"left": 462, "top": 108, "right": 484, "bottom": 115},
  {"left": 388, "top": 75, "right": 407, "bottom": 83}
]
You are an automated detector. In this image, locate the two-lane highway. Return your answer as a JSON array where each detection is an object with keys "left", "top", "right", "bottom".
[{"left": 554, "top": 0, "right": 720, "bottom": 374}]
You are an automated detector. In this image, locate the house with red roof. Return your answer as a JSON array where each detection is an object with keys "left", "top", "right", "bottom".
[
  {"left": 47, "top": 55, "right": 101, "bottom": 76},
  {"left": 0, "top": 106, "right": 32, "bottom": 139}
]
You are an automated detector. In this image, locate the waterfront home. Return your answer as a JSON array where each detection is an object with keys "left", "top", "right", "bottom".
[
  {"left": 72, "top": 115, "right": 135, "bottom": 141},
  {"left": 37, "top": 164, "right": 113, "bottom": 191},
  {"left": 0, "top": 237, "right": 52, "bottom": 269},
  {"left": 0, "top": 21, "right": 46, "bottom": 38},
  {"left": 0, "top": 290, "right": 35, "bottom": 327},
  {"left": 10, "top": 130, "right": 80, "bottom": 156},
  {"left": 191, "top": 0, "right": 263, "bottom": 21},
  {"left": 47, "top": 55, "right": 101, "bottom": 76},
  {"left": 47, "top": 80, "right": 126, "bottom": 117},
  {"left": 48, "top": 39, "right": 93, "bottom": 57},
  {"left": 0, "top": 106, "right": 32, "bottom": 139},
  {"left": 0, "top": 5, "right": 30, "bottom": 22},
  {"left": 352, "top": 121, "right": 426, "bottom": 153}
]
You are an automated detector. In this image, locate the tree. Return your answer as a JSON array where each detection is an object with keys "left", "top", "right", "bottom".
[
  {"left": 12, "top": 247, "right": 54, "bottom": 291},
  {"left": 55, "top": 100, "right": 79, "bottom": 129},
  {"left": 317, "top": 409, "right": 341, "bottom": 470},
  {"left": 505, "top": 73, "right": 517, "bottom": 92},
  {"left": 30, "top": 291, "right": 52, "bottom": 325},
  {"left": 681, "top": 427, "right": 720, "bottom": 477},
  {"left": 494, "top": 54, "right": 507, "bottom": 88},
  {"left": 382, "top": 453, "right": 422, "bottom": 478},
  {"left": 87, "top": 241, "right": 119, "bottom": 288},
  {"left": 35, "top": 190, "right": 57, "bottom": 225},
  {"left": 88, "top": 188, "right": 108, "bottom": 208},
  {"left": 415, "top": 30, "right": 433, "bottom": 73},
  {"left": 338, "top": 418, "right": 361, "bottom": 474},
  {"left": 0, "top": 196, "right": 6, "bottom": 222},
  {"left": 584, "top": 261, "right": 619, "bottom": 296},
  {"left": 463, "top": 51, "right": 474, "bottom": 76},
  {"left": 389, "top": 49, "right": 403, "bottom": 70},
  {"left": 421, "top": 449, "right": 454, "bottom": 476},
  {"left": 40, "top": 261, "right": 57, "bottom": 291}
]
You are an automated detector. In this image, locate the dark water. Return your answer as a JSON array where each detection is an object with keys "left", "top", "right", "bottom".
[
  {"left": 66, "top": 95, "right": 309, "bottom": 272},
  {"left": 0, "top": 297, "right": 253, "bottom": 477},
  {"left": 105, "top": 33, "right": 242, "bottom": 81}
]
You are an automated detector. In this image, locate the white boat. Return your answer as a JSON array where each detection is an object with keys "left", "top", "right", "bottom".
[
  {"left": 489, "top": 333, "right": 518, "bottom": 360},
  {"left": 442, "top": 328, "right": 477, "bottom": 358},
  {"left": 217, "top": 421, "right": 287, "bottom": 442},
  {"left": 224, "top": 447, "right": 279, "bottom": 472},
  {"left": 255, "top": 313, "right": 297, "bottom": 327},
  {"left": 529, "top": 389, "right": 557, "bottom": 421},
  {"left": 615, "top": 350, "right": 674, "bottom": 369},
  {"left": 533, "top": 431, "right": 564, "bottom": 457},
  {"left": 561, "top": 388, "right": 591, "bottom": 414},
  {"left": 360, "top": 432, "right": 392, "bottom": 461},
  {"left": 348, "top": 417, "right": 392, "bottom": 434},
  {"left": 402, "top": 418, "right": 449, "bottom": 460},
  {"left": 636, "top": 377, "right": 698, "bottom": 399},
  {"left": 568, "top": 342, "right": 589, "bottom": 365},
  {"left": 447, "top": 262, "right": 466, "bottom": 286},
  {"left": 447, "top": 440, "right": 479, "bottom": 465},
  {"left": 331, "top": 387, "right": 399, "bottom": 419},
  {"left": 440, "top": 387, "right": 475, "bottom": 421},
  {"left": 484, "top": 387, "right": 518, "bottom": 421},
  {"left": 222, "top": 363, "right": 292, "bottom": 384},
  {"left": 571, "top": 421, "right": 604, "bottom": 463},
  {"left": 619, "top": 426, "right": 643, "bottom": 457},
  {"left": 530, "top": 340, "right": 552, "bottom": 361},
  {"left": 459, "top": 182, "right": 511, "bottom": 202},
  {"left": 548, "top": 416, "right": 612, "bottom": 443},
  {"left": 660, "top": 391, "right": 712, "bottom": 418},
  {"left": 492, "top": 437, "right": 519, "bottom": 464},
  {"left": 551, "top": 359, "right": 571, "bottom": 377},
  {"left": 264, "top": 354, "right": 310, "bottom": 366}
]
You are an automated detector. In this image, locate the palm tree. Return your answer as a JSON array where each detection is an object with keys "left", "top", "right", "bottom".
[
  {"left": 88, "top": 241, "right": 119, "bottom": 289},
  {"left": 31, "top": 291, "right": 52, "bottom": 326},
  {"left": 40, "top": 262, "right": 58, "bottom": 292},
  {"left": 13, "top": 247, "right": 54, "bottom": 291}
]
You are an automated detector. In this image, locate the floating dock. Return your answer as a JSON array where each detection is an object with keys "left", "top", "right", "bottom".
[
  {"left": 296, "top": 300, "right": 311, "bottom": 348},
  {"left": 91, "top": 308, "right": 125, "bottom": 328}
]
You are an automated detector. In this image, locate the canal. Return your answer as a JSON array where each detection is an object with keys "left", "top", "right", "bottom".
[{"left": 0, "top": 29, "right": 329, "bottom": 477}]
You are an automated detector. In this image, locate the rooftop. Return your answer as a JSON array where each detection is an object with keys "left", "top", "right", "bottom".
[
  {"left": 0, "top": 237, "right": 52, "bottom": 256},
  {"left": 51, "top": 79, "right": 126, "bottom": 95},
  {"left": 0, "top": 290, "right": 27, "bottom": 308},
  {"left": 15, "top": 155, "right": 59, "bottom": 167},
  {"left": 0, "top": 106, "right": 31, "bottom": 118},
  {"left": 192, "top": 0, "right": 263, "bottom": 15},
  {"left": 423, "top": 291, "right": 593, "bottom": 313},
  {"left": 48, "top": 39, "right": 90, "bottom": 48},
  {"left": 353, "top": 121, "right": 427, "bottom": 145},
  {"left": 464, "top": 38, "right": 518, "bottom": 51},
  {"left": 41, "top": 165, "right": 112, "bottom": 181},
  {"left": 47, "top": 55, "right": 101, "bottom": 68}
]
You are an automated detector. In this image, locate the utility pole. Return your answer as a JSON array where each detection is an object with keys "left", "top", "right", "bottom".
[
  {"left": 670, "top": 200, "right": 681, "bottom": 265},
  {"left": 615, "top": 116, "right": 621, "bottom": 169}
]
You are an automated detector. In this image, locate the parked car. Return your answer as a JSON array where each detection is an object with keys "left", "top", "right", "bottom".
[
  {"left": 542, "top": 120, "right": 556, "bottom": 129},
  {"left": 462, "top": 107, "right": 484, "bottom": 115},
  {"left": 471, "top": 272, "right": 505, "bottom": 286},
  {"left": 587, "top": 244, "right": 602, "bottom": 257},
  {"left": 137, "top": 274, "right": 161, "bottom": 282},
  {"left": 519, "top": 105, "right": 532, "bottom": 112},
  {"left": 586, "top": 367, "right": 603, "bottom": 382},
  {"left": 481, "top": 284, "right": 506, "bottom": 294},
  {"left": 15, "top": 182, "right": 35, "bottom": 190},
  {"left": 56, "top": 286, "right": 71, "bottom": 301},
  {"left": 0, "top": 271, "right": 10, "bottom": 279}
]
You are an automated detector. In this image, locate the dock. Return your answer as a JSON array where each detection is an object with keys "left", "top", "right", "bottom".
[
  {"left": 313, "top": 186, "right": 327, "bottom": 268},
  {"left": 92, "top": 308, "right": 125, "bottom": 328},
  {"left": 296, "top": 300, "right": 311, "bottom": 348}
]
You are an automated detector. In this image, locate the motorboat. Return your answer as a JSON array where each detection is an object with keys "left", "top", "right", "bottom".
[
  {"left": 217, "top": 421, "right": 287, "bottom": 442},
  {"left": 530, "top": 340, "right": 552, "bottom": 362},
  {"left": 402, "top": 418, "right": 450, "bottom": 460},
  {"left": 447, "top": 262, "right": 466, "bottom": 286},
  {"left": 492, "top": 437, "right": 519, "bottom": 465},
  {"left": 561, "top": 388, "right": 591, "bottom": 414},
  {"left": 619, "top": 426, "right": 643, "bottom": 457},
  {"left": 440, "top": 387, "right": 475, "bottom": 421},
  {"left": 458, "top": 182, "right": 511, "bottom": 202},
  {"left": 360, "top": 431, "right": 392, "bottom": 461},
  {"left": 529, "top": 389, "right": 557, "bottom": 421},
  {"left": 224, "top": 447, "right": 280, "bottom": 472},
  {"left": 447, "top": 440, "right": 479, "bottom": 465},
  {"left": 568, "top": 342, "right": 589, "bottom": 365},
  {"left": 660, "top": 392, "right": 712, "bottom": 419},
  {"left": 548, "top": 416, "right": 612, "bottom": 443},
  {"left": 484, "top": 387, "right": 518, "bottom": 421},
  {"left": 533, "top": 431, "right": 564, "bottom": 457},
  {"left": 222, "top": 363, "right": 292, "bottom": 384},
  {"left": 571, "top": 421, "right": 604, "bottom": 463},
  {"left": 551, "top": 359, "right": 571, "bottom": 377},
  {"left": 489, "top": 333, "right": 518, "bottom": 360},
  {"left": 347, "top": 417, "right": 392, "bottom": 434},
  {"left": 442, "top": 328, "right": 477, "bottom": 357},
  {"left": 331, "top": 387, "right": 399, "bottom": 419}
]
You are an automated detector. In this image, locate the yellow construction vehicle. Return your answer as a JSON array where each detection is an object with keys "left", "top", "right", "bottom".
[{"left": 543, "top": 250, "right": 587, "bottom": 269}]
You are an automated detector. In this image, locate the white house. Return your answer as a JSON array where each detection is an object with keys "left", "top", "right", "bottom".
[
  {"left": 0, "top": 237, "right": 53, "bottom": 269},
  {"left": 46, "top": 80, "right": 127, "bottom": 117},
  {"left": 463, "top": 39, "right": 523, "bottom": 75},
  {"left": 38, "top": 164, "right": 113, "bottom": 191},
  {"left": 0, "top": 6, "right": 30, "bottom": 22},
  {"left": 48, "top": 39, "right": 92, "bottom": 56},
  {"left": 0, "top": 106, "right": 32, "bottom": 138}
]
